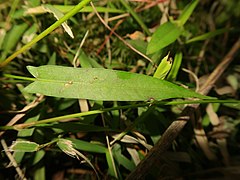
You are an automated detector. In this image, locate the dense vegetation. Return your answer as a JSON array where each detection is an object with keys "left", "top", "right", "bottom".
[{"left": 0, "top": 0, "right": 240, "bottom": 179}]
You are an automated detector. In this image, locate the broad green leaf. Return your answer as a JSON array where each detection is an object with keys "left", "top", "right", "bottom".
[
  {"left": 10, "top": 141, "right": 39, "bottom": 152},
  {"left": 24, "top": 65, "right": 211, "bottom": 101},
  {"left": 186, "top": 28, "right": 229, "bottom": 44},
  {"left": 167, "top": 52, "right": 183, "bottom": 81},
  {"left": 153, "top": 52, "right": 172, "bottom": 80},
  {"left": 178, "top": 0, "right": 199, "bottom": 27},
  {"left": 147, "top": 22, "right": 182, "bottom": 54}
]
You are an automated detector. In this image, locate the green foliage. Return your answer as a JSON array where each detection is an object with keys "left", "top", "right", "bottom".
[
  {"left": 0, "top": 0, "right": 240, "bottom": 179},
  {"left": 147, "top": 22, "right": 182, "bottom": 54}
]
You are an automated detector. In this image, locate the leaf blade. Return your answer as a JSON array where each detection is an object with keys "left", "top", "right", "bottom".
[
  {"left": 147, "top": 22, "right": 182, "bottom": 54},
  {"left": 24, "top": 65, "right": 211, "bottom": 101}
]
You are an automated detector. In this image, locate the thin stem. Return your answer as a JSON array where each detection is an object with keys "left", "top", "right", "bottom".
[
  {"left": 4, "top": 74, "right": 36, "bottom": 81},
  {"left": 1, "top": 99, "right": 237, "bottom": 130}
]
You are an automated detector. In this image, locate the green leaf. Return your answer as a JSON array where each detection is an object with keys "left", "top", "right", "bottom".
[
  {"left": 178, "top": 0, "right": 199, "bottom": 27},
  {"left": 153, "top": 52, "right": 172, "bottom": 80},
  {"left": 17, "top": 114, "right": 39, "bottom": 137},
  {"left": 167, "top": 52, "right": 183, "bottom": 81},
  {"left": 186, "top": 28, "right": 229, "bottom": 44},
  {"left": 147, "top": 22, "right": 182, "bottom": 54},
  {"left": 67, "top": 138, "right": 107, "bottom": 153},
  {"left": 106, "top": 151, "right": 118, "bottom": 178},
  {"left": 24, "top": 65, "right": 211, "bottom": 101},
  {"left": 10, "top": 141, "right": 39, "bottom": 152},
  {"left": 112, "top": 144, "right": 136, "bottom": 171},
  {"left": 1, "top": 23, "right": 28, "bottom": 61}
]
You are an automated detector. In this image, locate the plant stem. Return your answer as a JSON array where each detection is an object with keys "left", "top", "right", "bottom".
[
  {"left": 4, "top": 74, "right": 36, "bottom": 81},
  {"left": 2, "top": 99, "right": 238, "bottom": 130}
]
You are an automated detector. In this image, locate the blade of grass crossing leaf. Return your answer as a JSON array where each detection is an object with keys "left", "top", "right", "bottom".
[
  {"left": 24, "top": 65, "right": 210, "bottom": 101},
  {"left": 178, "top": 0, "right": 199, "bottom": 27},
  {"left": 147, "top": 22, "right": 182, "bottom": 54},
  {"left": 167, "top": 52, "right": 183, "bottom": 81},
  {"left": 153, "top": 52, "right": 172, "bottom": 80}
]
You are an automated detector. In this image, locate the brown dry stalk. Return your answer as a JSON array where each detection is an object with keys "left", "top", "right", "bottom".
[
  {"left": 126, "top": 38, "right": 240, "bottom": 179},
  {"left": 90, "top": 2, "right": 156, "bottom": 67}
]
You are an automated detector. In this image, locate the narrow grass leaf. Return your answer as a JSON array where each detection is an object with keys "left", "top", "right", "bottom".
[
  {"left": 24, "top": 65, "right": 210, "bottom": 101},
  {"left": 1, "top": 23, "right": 28, "bottom": 61},
  {"left": 186, "top": 28, "right": 229, "bottom": 44},
  {"left": 167, "top": 52, "right": 183, "bottom": 81},
  {"left": 10, "top": 141, "right": 39, "bottom": 152},
  {"left": 178, "top": 0, "right": 199, "bottom": 27},
  {"left": 147, "top": 22, "right": 182, "bottom": 54},
  {"left": 32, "top": 150, "right": 45, "bottom": 165},
  {"left": 34, "top": 166, "right": 45, "bottom": 180},
  {"left": 106, "top": 151, "right": 118, "bottom": 178},
  {"left": 112, "top": 144, "right": 136, "bottom": 171}
]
